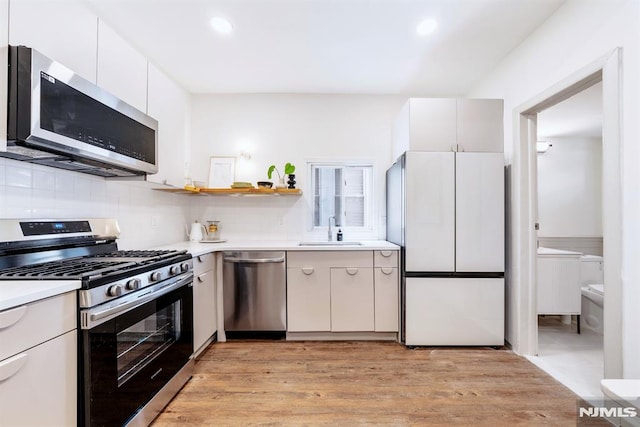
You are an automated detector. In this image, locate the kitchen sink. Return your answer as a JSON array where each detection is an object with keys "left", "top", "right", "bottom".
[{"left": 298, "top": 241, "right": 363, "bottom": 246}]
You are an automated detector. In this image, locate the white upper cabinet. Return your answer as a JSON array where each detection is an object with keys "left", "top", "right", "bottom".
[
  {"left": 392, "top": 98, "right": 503, "bottom": 159},
  {"left": 456, "top": 99, "right": 504, "bottom": 152},
  {"left": 97, "top": 20, "right": 148, "bottom": 113},
  {"left": 146, "top": 63, "right": 189, "bottom": 187},
  {"left": 9, "top": 0, "right": 98, "bottom": 83},
  {"left": 1, "top": 0, "right": 8, "bottom": 152}
]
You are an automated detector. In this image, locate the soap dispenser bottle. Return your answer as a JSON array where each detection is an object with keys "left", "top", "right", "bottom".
[{"left": 337, "top": 228, "right": 343, "bottom": 241}]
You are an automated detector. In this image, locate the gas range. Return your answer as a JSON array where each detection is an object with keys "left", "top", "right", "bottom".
[
  {"left": 0, "top": 218, "right": 195, "bottom": 426},
  {"left": 0, "top": 219, "right": 192, "bottom": 309}
]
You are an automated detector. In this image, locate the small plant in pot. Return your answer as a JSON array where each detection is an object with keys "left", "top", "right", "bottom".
[{"left": 268, "top": 163, "right": 296, "bottom": 189}]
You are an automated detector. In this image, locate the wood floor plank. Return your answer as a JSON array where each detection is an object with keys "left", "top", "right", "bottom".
[{"left": 152, "top": 341, "right": 609, "bottom": 426}]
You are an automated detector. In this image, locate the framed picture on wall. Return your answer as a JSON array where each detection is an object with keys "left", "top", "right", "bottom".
[{"left": 208, "top": 156, "right": 236, "bottom": 188}]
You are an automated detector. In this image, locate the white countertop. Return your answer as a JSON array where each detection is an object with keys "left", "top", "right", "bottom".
[
  {"left": 155, "top": 239, "right": 400, "bottom": 257},
  {"left": 0, "top": 280, "right": 80, "bottom": 312},
  {"left": 537, "top": 246, "right": 583, "bottom": 257},
  {"left": 0, "top": 240, "right": 398, "bottom": 311}
]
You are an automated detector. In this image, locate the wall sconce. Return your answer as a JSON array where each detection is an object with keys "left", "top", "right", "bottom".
[
  {"left": 239, "top": 150, "right": 251, "bottom": 160},
  {"left": 536, "top": 141, "right": 552, "bottom": 153}
]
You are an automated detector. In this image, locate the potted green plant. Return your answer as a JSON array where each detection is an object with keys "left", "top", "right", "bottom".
[{"left": 268, "top": 163, "right": 296, "bottom": 188}]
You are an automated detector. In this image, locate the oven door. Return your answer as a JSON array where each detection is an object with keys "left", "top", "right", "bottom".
[{"left": 80, "top": 273, "right": 193, "bottom": 427}]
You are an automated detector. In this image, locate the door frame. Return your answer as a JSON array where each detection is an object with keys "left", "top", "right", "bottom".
[{"left": 512, "top": 48, "right": 622, "bottom": 378}]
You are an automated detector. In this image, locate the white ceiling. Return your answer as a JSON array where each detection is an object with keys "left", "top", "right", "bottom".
[
  {"left": 86, "top": 0, "right": 566, "bottom": 95},
  {"left": 538, "top": 82, "right": 603, "bottom": 139}
]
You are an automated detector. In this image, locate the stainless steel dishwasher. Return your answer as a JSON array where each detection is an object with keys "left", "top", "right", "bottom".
[{"left": 223, "top": 251, "right": 286, "bottom": 335}]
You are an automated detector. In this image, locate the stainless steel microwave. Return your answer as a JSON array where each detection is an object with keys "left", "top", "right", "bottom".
[{"left": 4, "top": 45, "right": 158, "bottom": 177}]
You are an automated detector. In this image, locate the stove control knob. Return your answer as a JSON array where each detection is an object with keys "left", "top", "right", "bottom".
[
  {"left": 150, "top": 271, "right": 162, "bottom": 282},
  {"left": 126, "top": 278, "right": 141, "bottom": 291},
  {"left": 169, "top": 265, "right": 180, "bottom": 275},
  {"left": 107, "top": 284, "right": 123, "bottom": 297},
  {"left": 180, "top": 262, "right": 191, "bottom": 273}
]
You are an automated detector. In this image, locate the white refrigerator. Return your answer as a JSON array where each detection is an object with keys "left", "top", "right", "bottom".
[{"left": 386, "top": 151, "right": 505, "bottom": 346}]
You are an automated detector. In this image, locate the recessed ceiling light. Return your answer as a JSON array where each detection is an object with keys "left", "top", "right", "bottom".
[
  {"left": 210, "top": 17, "right": 233, "bottom": 35},
  {"left": 416, "top": 19, "right": 438, "bottom": 37}
]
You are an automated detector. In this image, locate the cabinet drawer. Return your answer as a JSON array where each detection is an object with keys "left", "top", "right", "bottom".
[
  {"left": 287, "top": 251, "right": 373, "bottom": 268},
  {"left": 193, "top": 252, "right": 215, "bottom": 274},
  {"left": 0, "top": 292, "right": 76, "bottom": 361},
  {"left": 0, "top": 330, "right": 77, "bottom": 426},
  {"left": 374, "top": 250, "right": 398, "bottom": 268}
]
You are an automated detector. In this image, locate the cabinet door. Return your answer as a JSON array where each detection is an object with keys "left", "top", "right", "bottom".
[
  {"left": 537, "top": 256, "right": 581, "bottom": 314},
  {"left": 193, "top": 267, "right": 216, "bottom": 352},
  {"left": 97, "top": 20, "right": 148, "bottom": 113},
  {"left": 146, "top": 63, "right": 189, "bottom": 187},
  {"left": 455, "top": 153, "right": 505, "bottom": 272},
  {"left": 0, "top": 330, "right": 77, "bottom": 426},
  {"left": 409, "top": 98, "right": 457, "bottom": 152},
  {"left": 9, "top": 0, "right": 97, "bottom": 82},
  {"left": 287, "top": 266, "right": 330, "bottom": 332},
  {"left": 456, "top": 99, "right": 504, "bottom": 152},
  {"left": 330, "top": 268, "right": 374, "bottom": 332},
  {"left": 405, "top": 277, "right": 504, "bottom": 346},
  {"left": 405, "top": 152, "right": 455, "bottom": 272},
  {"left": 374, "top": 268, "right": 398, "bottom": 332},
  {"left": 1, "top": 0, "right": 8, "bottom": 152},
  {"left": 536, "top": 258, "right": 556, "bottom": 314}
]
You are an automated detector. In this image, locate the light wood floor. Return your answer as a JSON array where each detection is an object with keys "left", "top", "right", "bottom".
[{"left": 152, "top": 340, "right": 609, "bottom": 426}]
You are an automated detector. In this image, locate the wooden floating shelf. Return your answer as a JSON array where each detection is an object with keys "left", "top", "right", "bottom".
[{"left": 153, "top": 187, "right": 302, "bottom": 196}]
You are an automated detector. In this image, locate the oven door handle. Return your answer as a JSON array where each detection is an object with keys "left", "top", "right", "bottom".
[{"left": 83, "top": 273, "right": 192, "bottom": 329}]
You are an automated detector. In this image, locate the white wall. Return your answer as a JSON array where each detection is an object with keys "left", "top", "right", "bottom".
[
  {"left": 537, "top": 137, "right": 603, "bottom": 238},
  {"left": 468, "top": 0, "right": 640, "bottom": 377},
  {"left": 189, "top": 94, "right": 406, "bottom": 241}
]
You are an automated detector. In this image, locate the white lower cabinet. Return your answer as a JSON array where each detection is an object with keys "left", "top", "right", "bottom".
[
  {"left": 287, "top": 250, "right": 399, "bottom": 334},
  {"left": 537, "top": 255, "right": 581, "bottom": 315},
  {"left": 193, "top": 252, "right": 217, "bottom": 354},
  {"left": 0, "top": 292, "right": 77, "bottom": 426},
  {"left": 330, "top": 268, "right": 374, "bottom": 332},
  {"left": 405, "top": 277, "right": 504, "bottom": 346},
  {"left": 374, "top": 267, "right": 399, "bottom": 332},
  {"left": 287, "top": 264, "right": 331, "bottom": 332},
  {"left": 0, "top": 330, "right": 77, "bottom": 426}
]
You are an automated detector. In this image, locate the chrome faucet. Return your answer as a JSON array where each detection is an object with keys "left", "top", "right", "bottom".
[{"left": 328, "top": 216, "right": 335, "bottom": 241}]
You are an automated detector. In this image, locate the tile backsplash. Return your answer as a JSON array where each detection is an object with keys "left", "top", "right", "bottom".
[{"left": 0, "top": 157, "right": 189, "bottom": 249}]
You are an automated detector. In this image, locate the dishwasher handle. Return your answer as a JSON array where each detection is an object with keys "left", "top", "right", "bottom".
[{"left": 224, "top": 256, "right": 285, "bottom": 264}]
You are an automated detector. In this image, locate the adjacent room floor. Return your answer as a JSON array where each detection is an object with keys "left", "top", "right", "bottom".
[
  {"left": 152, "top": 340, "right": 610, "bottom": 426},
  {"left": 529, "top": 315, "right": 605, "bottom": 402}
]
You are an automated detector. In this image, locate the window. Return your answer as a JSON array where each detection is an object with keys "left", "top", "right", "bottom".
[{"left": 310, "top": 162, "right": 373, "bottom": 230}]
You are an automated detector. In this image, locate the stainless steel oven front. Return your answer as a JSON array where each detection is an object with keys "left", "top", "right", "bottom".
[{"left": 79, "top": 271, "right": 194, "bottom": 427}]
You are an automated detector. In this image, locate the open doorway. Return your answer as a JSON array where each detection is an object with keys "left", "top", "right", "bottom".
[
  {"left": 531, "top": 81, "right": 604, "bottom": 399},
  {"left": 510, "top": 48, "right": 622, "bottom": 385}
]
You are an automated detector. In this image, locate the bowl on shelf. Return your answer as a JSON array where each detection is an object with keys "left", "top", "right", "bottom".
[{"left": 257, "top": 181, "right": 273, "bottom": 189}]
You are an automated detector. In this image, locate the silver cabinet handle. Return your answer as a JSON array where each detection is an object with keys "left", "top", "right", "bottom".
[
  {"left": 381, "top": 268, "right": 394, "bottom": 275},
  {"left": 0, "top": 305, "right": 27, "bottom": 329},
  {"left": 380, "top": 250, "right": 392, "bottom": 257},
  {"left": 224, "top": 257, "right": 285, "bottom": 264},
  {"left": 346, "top": 268, "right": 359, "bottom": 276},
  {"left": 302, "top": 267, "right": 314, "bottom": 275},
  {"left": 197, "top": 272, "right": 209, "bottom": 282},
  {"left": 197, "top": 255, "right": 203, "bottom": 262},
  {"left": 0, "top": 353, "right": 28, "bottom": 381}
]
